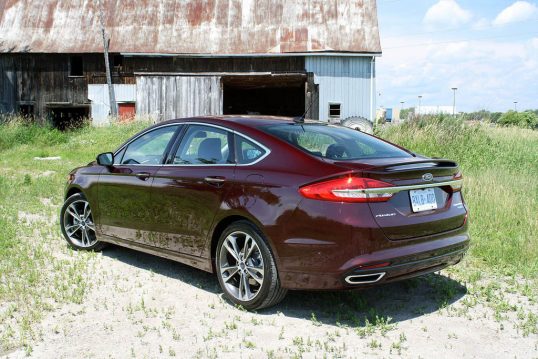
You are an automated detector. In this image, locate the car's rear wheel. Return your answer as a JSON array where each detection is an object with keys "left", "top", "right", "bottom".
[
  {"left": 216, "top": 221, "right": 287, "bottom": 310},
  {"left": 60, "top": 193, "right": 105, "bottom": 251}
]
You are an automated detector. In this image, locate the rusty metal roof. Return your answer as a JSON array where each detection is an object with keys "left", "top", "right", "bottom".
[{"left": 0, "top": 0, "right": 381, "bottom": 55}]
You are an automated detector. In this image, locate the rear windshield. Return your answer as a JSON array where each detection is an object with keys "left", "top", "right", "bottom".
[{"left": 261, "top": 124, "right": 412, "bottom": 160}]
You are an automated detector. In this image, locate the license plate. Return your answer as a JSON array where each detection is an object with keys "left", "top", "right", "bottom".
[{"left": 409, "top": 188, "right": 437, "bottom": 212}]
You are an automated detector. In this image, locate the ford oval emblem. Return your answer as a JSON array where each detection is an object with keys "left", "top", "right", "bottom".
[{"left": 422, "top": 173, "right": 434, "bottom": 181}]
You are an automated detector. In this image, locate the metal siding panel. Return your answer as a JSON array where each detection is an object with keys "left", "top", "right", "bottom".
[
  {"left": 0, "top": 0, "right": 381, "bottom": 54},
  {"left": 88, "top": 84, "right": 136, "bottom": 125},
  {"left": 305, "top": 56, "right": 373, "bottom": 122}
]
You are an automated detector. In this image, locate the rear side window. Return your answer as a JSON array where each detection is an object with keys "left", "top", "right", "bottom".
[
  {"left": 261, "top": 124, "right": 411, "bottom": 160},
  {"left": 235, "top": 136, "right": 267, "bottom": 164},
  {"left": 173, "top": 125, "right": 233, "bottom": 165}
]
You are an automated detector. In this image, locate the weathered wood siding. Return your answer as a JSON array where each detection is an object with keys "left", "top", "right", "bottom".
[
  {"left": 0, "top": 53, "right": 133, "bottom": 122},
  {"left": 136, "top": 76, "right": 222, "bottom": 121},
  {"left": 125, "top": 56, "right": 304, "bottom": 74},
  {"left": 0, "top": 53, "right": 303, "bottom": 122},
  {"left": 0, "top": 58, "right": 16, "bottom": 113}
]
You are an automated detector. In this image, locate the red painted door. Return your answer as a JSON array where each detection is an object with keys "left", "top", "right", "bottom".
[{"left": 118, "top": 103, "right": 136, "bottom": 122}]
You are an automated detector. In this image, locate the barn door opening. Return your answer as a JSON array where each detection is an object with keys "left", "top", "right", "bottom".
[
  {"left": 46, "top": 105, "right": 89, "bottom": 130},
  {"left": 222, "top": 75, "right": 305, "bottom": 117}
]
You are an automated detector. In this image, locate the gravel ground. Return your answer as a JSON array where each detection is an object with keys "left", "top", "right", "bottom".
[{"left": 3, "top": 244, "right": 537, "bottom": 359}]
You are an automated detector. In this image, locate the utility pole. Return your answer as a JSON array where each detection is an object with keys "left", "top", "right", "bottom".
[
  {"left": 451, "top": 87, "right": 458, "bottom": 116},
  {"left": 514, "top": 101, "right": 518, "bottom": 111},
  {"left": 98, "top": 0, "right": 117, "bottom": 118}
]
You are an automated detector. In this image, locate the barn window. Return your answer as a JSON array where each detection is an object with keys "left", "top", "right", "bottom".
[
  {"left": 69, "top": 55, "right": 84, "bottom": 76},
  {"left": 113, "top": 55, "right": 123, "bottom": 68},
  {"left": 329, "top": 103, "right": 341, "bottom": 119}
]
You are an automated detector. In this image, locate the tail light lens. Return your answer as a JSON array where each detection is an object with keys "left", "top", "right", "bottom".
[
  {"left": 299, "top": 176, "right": 394, "bottom": 203},
  {"left": 451, "top": 171, "right": 463, "bottom": 192}
]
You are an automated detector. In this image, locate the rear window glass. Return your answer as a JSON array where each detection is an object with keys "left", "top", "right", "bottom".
[{"left": 261, "top": 124, "right": 412, "bottom": 160}]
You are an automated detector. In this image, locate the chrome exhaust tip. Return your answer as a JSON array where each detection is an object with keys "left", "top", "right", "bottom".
[{"left": 345, "top": 272, "right": 386, "bottom": 285}]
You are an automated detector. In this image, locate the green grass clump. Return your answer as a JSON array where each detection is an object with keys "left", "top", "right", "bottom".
[
  {"left": 0, "top": 118, "right": 68, "bottom": 152},
  {"left": 377, "top": 116, "right": 538, "bottom": 277},
  {"left": 0, "top": 117, "right": 149, "bottom": 351}
]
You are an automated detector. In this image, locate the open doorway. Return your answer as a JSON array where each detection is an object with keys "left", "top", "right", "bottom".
[
  {"left": 46, "top": 105, "right": 89, "bottom": 130},
  {"left": 17, "top": 102, "right": 35, "bottom": 120},
  {"left": 222, "top": 75, "right": 305, "bottom": 117}
]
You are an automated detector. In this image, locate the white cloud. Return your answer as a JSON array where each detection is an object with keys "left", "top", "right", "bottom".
[
  {"left": 472, "top": 18, "right": 490, "bottom": 31},
  {"left": 493, "top": 1, "right": 538, "bottom": 26},
  {"left": 423, "top": 0, "right": 472, "bottom": 29},
  {"left": 377, "top": 36, "right": 538, "bottom": 111}
]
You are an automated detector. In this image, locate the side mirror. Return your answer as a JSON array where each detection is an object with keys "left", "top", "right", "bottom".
[{"left": 96, "top": 152, "right": 114, "bottom": 166}]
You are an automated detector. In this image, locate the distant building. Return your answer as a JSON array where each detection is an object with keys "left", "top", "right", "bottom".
[
  {"left": 375, "top": 107, "right": 400, "bottom": 123},
  {"left": 0, "top": 0, "right": 381, "bottom": 127},
  {"left": 416, "top": 106, "right": 454, "bottom": 116}
]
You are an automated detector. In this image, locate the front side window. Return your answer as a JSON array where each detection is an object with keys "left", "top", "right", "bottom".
[
  {"left": 119, "top": 125, "right": 178, "bottom": 165},
  {"left": 261, "top": 124, "right": 412, "bottom": 160},
  {"left": 173, "top": 125, "right": 232, "bottom": 165}
]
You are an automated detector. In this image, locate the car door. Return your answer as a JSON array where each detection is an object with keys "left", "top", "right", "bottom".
[
  {"left": 97, "top": 124, "right": 181, "bottom": 244},
  {"left": 151, "top": 124, "right": 236, "bottom": 256}
]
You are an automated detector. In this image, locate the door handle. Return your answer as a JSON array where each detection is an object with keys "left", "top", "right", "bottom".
[
  {"left": 204, "top": 176, "right": 226, "bottom": 184},
  {"left": 135, "top": 172, "right": 151, "bottom": 181}
]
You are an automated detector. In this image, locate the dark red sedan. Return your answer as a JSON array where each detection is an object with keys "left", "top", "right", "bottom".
[{"left": 61, "top": 116, "right": 469, "bottom": 310}]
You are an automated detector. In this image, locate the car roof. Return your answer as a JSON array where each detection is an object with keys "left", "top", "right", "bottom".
[{"left": 159, "top": 115, "right": 325, "bottom": 128}]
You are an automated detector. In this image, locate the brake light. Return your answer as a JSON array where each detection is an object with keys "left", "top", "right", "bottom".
[
  {"left": 451, "top": 171, "right": 463, "bottom": 191},
  {"left": 299, "top": 176, "right": 394, "bottom": 203}
]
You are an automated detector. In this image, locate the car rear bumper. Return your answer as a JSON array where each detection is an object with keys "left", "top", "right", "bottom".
[{"left": 279, "top": 229, "right": 469, "bottom": 290}]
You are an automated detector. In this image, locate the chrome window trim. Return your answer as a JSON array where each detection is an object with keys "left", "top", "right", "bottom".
[
  {"left": 112, "top": 121, "right": 271, "bottom": 167},
  {"left": 332, "top": 179, "right": 463, "bottom": 195}
]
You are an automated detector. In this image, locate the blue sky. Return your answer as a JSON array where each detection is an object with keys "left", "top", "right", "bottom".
[{"left": 376, "top": 0, "right": 538, "bottom": 112}]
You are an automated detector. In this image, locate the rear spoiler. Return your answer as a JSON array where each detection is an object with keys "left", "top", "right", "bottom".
[{"left": 376, "top": 159, "right": 458, "bottom": 173}]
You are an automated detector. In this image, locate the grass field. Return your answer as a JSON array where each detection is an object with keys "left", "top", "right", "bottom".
[
  {"left": 0, "top": 116, "right": 537, "bottom": 352},
  {"left": 377, "top": 116, "right": 538, "bottom": 278}
]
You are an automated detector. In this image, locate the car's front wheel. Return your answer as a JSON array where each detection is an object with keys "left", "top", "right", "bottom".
[
  {"left": 60, "top": 193, "right": 105, "bottom": 251},
  {"left": 216, "top": 221, "right": 287, "bottom": 310}
]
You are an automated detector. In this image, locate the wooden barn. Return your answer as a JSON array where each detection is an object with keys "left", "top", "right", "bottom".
[{"left": 0, "top": 0, "right": 381, "bottom": 128}]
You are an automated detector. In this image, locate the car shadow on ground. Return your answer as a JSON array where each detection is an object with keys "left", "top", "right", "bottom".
[
  {"left": 102, "top": 244, "right": 467, "bottom": 327},
  {"left": 267, "top": 274, "right": 467, "bottom": 327}
]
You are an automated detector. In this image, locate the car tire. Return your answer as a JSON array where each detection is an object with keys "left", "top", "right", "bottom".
[
  {"left": 60, "top": 193, "right": 106, "bottom": 251},
  {"left": 341, "top": 116, "right": 374, "bottom": 134},
  {"left": 216, "top": 221, "right": 287, "bottom": 310}
]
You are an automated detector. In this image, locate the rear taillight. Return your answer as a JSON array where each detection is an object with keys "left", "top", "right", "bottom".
[
  {"left": 451, "top": 171, "right": 463, "bottom": 191},
  {"left": 299, "top": 176, "right": 394, "bottom": 203}
]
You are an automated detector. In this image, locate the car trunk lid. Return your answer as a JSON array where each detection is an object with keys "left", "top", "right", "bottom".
[{"left": 333, "top": 158, "right": 467, "bottom": 240}]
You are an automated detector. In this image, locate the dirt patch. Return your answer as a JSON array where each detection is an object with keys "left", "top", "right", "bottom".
[{"left": 3, "top": 246, "right": 536, "bottom": 358}]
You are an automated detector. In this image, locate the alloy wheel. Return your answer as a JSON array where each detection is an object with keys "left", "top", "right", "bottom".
[
  {"left": 218, "top": 231, "right": 265, "bottom": 301},
  {"left": 62, "top": 199, "right": 97, "bottom": 248}
]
